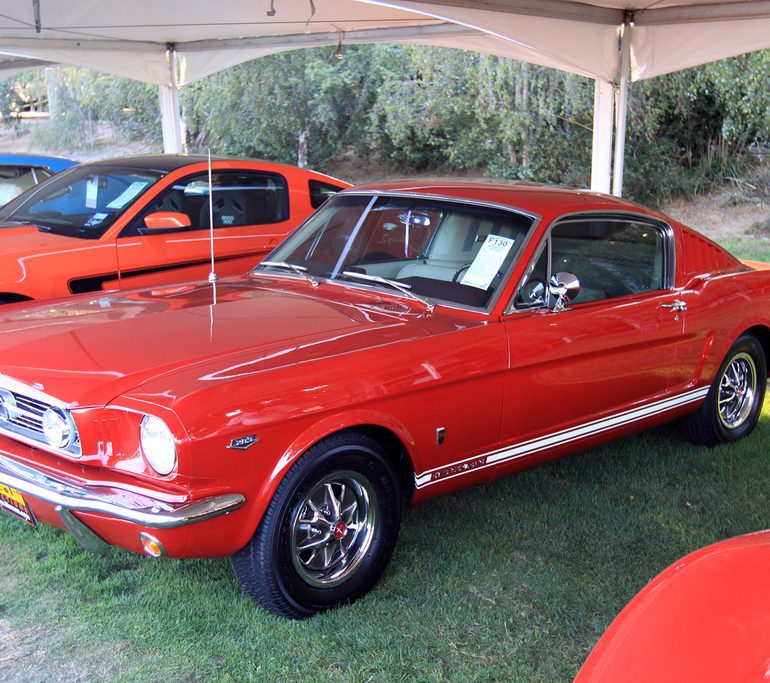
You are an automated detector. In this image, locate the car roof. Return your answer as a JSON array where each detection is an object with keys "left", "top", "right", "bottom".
[
  {"left": 347, "top": 180, "right": 659, "bottom": 219},
  {"left": 80, "top": 154, "right": 226, "bottom": 173},
  {"left": 80, "top": 154, "right": 323, "bottom": 175},
  {"left": 0, "top": 153, "right": 77, "bottom": 172}
]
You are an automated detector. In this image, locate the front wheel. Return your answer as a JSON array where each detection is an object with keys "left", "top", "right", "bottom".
[
  {"left": 681, "top": 334, "right": 767, "bottom": 446},
  {"left": 232, "top": 432, "right": 401, "bottom": 619}
]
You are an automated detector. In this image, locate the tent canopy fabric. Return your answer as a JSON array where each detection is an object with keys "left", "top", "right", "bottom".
[
  {"left": 1, "top": 0, "right": 768, "bottom": 194},
  {"left": 1, "top": 1, "right": 768, "bottom": 85},
  {"left": 373, "top": 0, "right": 770, "bottom": 81}
]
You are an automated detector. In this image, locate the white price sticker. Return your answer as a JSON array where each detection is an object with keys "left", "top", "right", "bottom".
[
  {"left": 85, "top": 176, "right": 99, "bottom": 209},
  {"left": 460, "top": 235, "right": 515, "bottom": 290},
  {"left": 106, "top": 181, "right": 149, "bottom": 209}
]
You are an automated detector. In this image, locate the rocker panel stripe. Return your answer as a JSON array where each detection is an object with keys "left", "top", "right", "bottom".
[{"left": 414, "top": 386, "right": 710, "bottom": 489}]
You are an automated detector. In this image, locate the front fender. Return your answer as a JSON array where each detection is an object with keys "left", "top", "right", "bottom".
[{"left": 246, "top": 408, "right": 418, "bottom": 537}]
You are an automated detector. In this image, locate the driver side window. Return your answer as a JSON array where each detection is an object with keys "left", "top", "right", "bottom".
[
  {"left": 514, "top": 217, "right": 668, "bottom": 310},
  {"left": 552, "top": 219, "right": 665, "bottom": 303},
  {"left": 122, "top": 170, "right": 289, "bottom": 236}
]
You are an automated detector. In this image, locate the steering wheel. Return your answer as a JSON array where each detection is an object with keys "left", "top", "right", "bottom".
[
  {"left": 453, "top": 262, "right": 505, "bottom": 285},
  {"left": 592, "top": 261, "right": 647, "bottom": 297},
  {"left": 452, "top": 263, "right": 473, "bottom": 282}
]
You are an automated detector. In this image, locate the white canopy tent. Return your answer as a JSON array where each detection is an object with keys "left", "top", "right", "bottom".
[{"left": 1, "top": 0, "right": 768, "bottom": 195}]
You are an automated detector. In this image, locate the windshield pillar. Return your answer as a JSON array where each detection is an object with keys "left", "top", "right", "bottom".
[{"left": 330, "top": 196, "right": 377, "bottom": 279}]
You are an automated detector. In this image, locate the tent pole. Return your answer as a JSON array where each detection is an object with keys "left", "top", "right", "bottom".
[
  {"left": 159, "top": 45, "right": 183, "bottom": 153},
  {"left": 590, "top": 78, "right": 614, "bottom": 194},
  {"left": 612, "top": 22, "right": 631, "bottom": 197}
]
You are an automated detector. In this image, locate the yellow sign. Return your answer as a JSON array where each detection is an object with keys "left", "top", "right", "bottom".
[{"left": 0, "top": 482, "right": 26, "bottom": 506}]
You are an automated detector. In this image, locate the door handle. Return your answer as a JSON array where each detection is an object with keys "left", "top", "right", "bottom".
[{"left": 660, "top": 300, "right": 687, "bottom": 312}]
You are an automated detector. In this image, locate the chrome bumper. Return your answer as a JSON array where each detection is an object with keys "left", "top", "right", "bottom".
[{"left": 0, "top": 453, "right": 245, "bottom": 553}]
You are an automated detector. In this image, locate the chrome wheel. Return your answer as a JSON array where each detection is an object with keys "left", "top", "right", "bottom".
[
  {"left": 232, "top": 432, "right": 400, "bottom": 618},
  {"left": 290, "top": 470, "right": 378, "bottom": 588},
  {"left": 717, "top": 352, "right": 757, "bottom": 430}
]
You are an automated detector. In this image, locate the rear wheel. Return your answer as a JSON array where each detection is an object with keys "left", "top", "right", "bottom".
[
  {"left": 232, "top": 432, "right": 401, "bottom": 619},
  {"left": 681, "top": 335, "right": 767, "bottom": 445}
]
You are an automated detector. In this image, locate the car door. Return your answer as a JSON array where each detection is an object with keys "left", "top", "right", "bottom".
[
  {"left": 498, "top": 214, "right": 690, "bottom": 460},
  {"left": 115, "top": 169, "right": 291, "bottom": 289}
]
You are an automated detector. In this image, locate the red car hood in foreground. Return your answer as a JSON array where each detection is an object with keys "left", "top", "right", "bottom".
[
  {"left": 575, "top": 530, "right": 770, "bottom": 683},
  {"left": 0, "top": 276, "right": 453, "bottom": 408}
]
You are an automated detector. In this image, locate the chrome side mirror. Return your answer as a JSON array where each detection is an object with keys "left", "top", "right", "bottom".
[{"left": 549, "top": 271, "right": 580, "bottom": 312}]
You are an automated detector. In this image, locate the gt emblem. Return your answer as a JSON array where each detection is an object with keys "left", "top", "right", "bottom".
[
  {"left": 332, "top": 521, "right": 347, "bottom": 540},
  {"left": 227, "top": 434, "right": 260, "bottom": 450}
]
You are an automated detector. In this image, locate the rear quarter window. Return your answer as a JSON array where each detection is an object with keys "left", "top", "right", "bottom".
[{"left": 309, "top": 179, "right": 345, "bottom": 209}]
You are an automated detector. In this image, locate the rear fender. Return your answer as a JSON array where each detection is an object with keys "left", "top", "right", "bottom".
[{"left": 699, "top": 320, "right": 770, "bottom": 386}]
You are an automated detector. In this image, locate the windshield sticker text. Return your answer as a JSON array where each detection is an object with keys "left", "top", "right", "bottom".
[
  {"left": 85, "top": 212, "right": 109, "bottom": 227},
  {"left": 460, "top": 234, "right": 515, "bottom": 290}
]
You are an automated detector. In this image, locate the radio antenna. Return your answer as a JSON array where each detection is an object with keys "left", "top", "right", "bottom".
[{"left": 207, "top": 148, "right": 218, "bottom": 285}]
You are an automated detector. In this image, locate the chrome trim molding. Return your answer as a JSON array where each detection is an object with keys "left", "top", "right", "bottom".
[
  {"left": 338, "top": 188, "right": 542, "bottom": 222},
  {"left": 56, "top": 504, "right": 110, "bottom": 553},
  {"left": 0, "top": 375, "right": 82, "bottom": 458},
  {"left": 255, "top": 190, "right": 542, "bottom": 315},
  {"left": 0, "top": 453, "right": 245, "bottom": 550},
  {"left": 505, "top": 210, "right": 676, "bottom": 315},
  {"left": 414, "top": 386, "right": 709, "bottom": 489}
]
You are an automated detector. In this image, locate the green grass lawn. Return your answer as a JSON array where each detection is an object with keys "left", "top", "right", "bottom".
[
  {"left": 2, "top": 401, "right": 768, "bottom": 682},
  {"left": 1, "top": 238, "right": 768, "bottom": 682},
  {"left": 721, "top": 237, "right": 770, "bottom": 264}
]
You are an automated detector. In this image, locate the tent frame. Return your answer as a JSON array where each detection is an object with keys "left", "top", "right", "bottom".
[{"left": 1, "top": 0, "right": 768, "bottom": 196}]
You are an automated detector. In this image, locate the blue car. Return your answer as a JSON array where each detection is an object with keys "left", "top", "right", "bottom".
[{"left": 0, "top": 153, "right": 77, "bottom": 206}]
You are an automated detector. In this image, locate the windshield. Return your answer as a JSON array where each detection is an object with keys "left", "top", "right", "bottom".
[
  {"left": 0, "top": 165, "right": 164, "bottom": 239},
  {"left": 256, "top": 193, "right": 534, "bottom": 309}
]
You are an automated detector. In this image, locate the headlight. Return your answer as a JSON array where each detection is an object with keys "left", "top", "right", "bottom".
[
  {"left": 42, "top": 407, "right": 74, "bottom": 449},
  {"left": 140, "top": 415, "right": 177, "bottom": 475}
]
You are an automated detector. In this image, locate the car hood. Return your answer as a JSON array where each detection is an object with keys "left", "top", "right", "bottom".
[
  {"left": 0, "top": 224, "right": 91, "bottom": 282},
  {"left": 575, "top": 530, "right": 770, "bottom": 683},
  {"left": 0, "top": 277, "right": 464, "bottom": 408}
]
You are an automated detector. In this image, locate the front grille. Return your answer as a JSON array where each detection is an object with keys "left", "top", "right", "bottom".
[
  {"left": 9, "top": 393, "right": 47, "bottom": 432},
  {"left": 0, "top": 387, "right": 81, "bottom": 457}
]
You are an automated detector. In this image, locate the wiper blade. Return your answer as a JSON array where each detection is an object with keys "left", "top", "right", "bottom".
[
  {"left": 259, "top": 261, "right": 319, "bottom": 287},
  {"left": 341, "top": 270, "right": 434, "bottom": 313}
]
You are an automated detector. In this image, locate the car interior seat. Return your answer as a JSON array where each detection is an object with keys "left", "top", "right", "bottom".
[
  {"left": 397, "top": 214, "right": 522, "bottom": 285},
  {"left": 199, "top": 190, "right": 257, "bottom": 228}
]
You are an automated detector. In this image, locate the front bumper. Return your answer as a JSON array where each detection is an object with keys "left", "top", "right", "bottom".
[{"left": 0, "top": 453, "right": 246, "bottom": 553}]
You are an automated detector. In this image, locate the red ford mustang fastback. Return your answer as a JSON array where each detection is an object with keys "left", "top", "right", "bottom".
[
  {"left": 0, "top": 155, "right": 348, "bottom": 304},
  {"left": 0, "top": 182, "right": 767, "bottom": 618}
]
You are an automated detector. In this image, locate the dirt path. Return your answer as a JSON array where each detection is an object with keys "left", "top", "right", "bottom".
[{"left": 662, "top": 190, "right": 768, "bottom": 240}]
